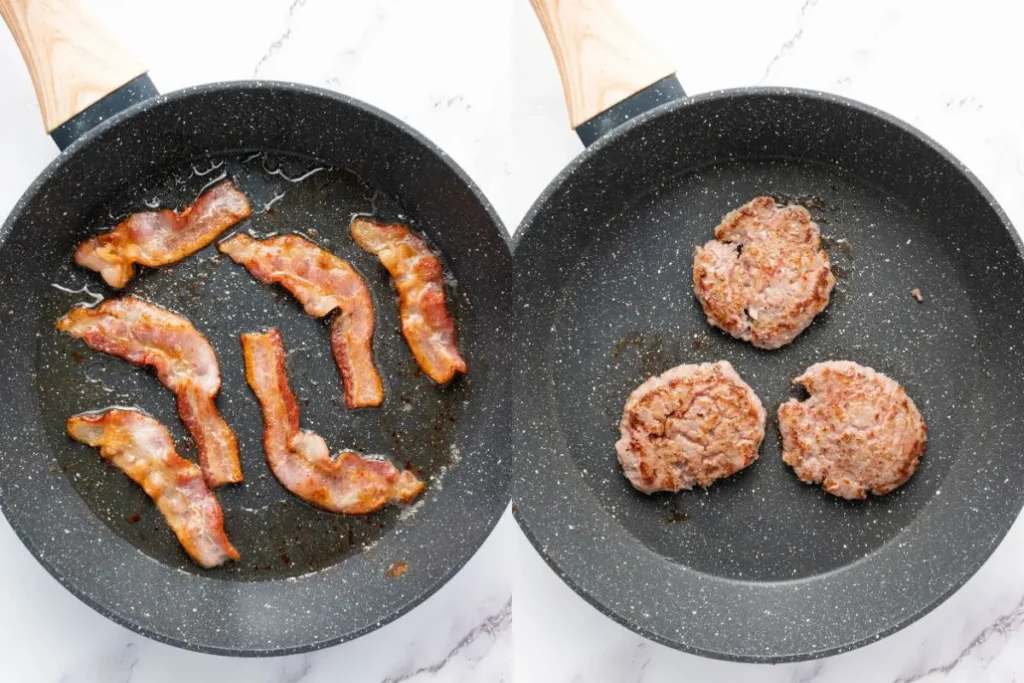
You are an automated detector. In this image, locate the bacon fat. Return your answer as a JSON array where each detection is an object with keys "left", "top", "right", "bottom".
[
  {"left": 241, "top": 328, "right": 423, "bottom": 514},
  {"left": 349, "top": 217, "right": 466, "bottom": 384},
  {"left": 67, "top": 409, "right": 239, "bottom": 568},
  {"left": 56, "top": 297, "right": 242, "bottom": 487},
  {"left": 219, "top": 233, "right": 383, "bottom": 408},
  {"left": 75, "top": 179, "right": 251, "bottom": 288}
]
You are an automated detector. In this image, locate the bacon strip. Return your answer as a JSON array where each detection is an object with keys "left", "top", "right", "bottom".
[
  {"left": 75, "top": 179, "right": 251, "bottom": 288},
  {"left": 67, "top": 409, "right": 239, "bottom": 568},
  {"left": 56, "top": 297, "right": 242, "bottom": 487},
  {"left": 241, "top": 328, "right": 423, "bottom": 514},
  {"left": 350, "top": 217, "right": 466, "bottom": 384},
  {"left": 219, "top": 233, "right": 383, "bottom": 408}
]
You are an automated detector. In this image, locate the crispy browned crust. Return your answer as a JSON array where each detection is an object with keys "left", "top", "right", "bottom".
[
  {"left": 778, "top": 361, "right": 927, "bottom": 499},
  {"left": 74, "top": 179, "right": 251, "bottom": 288},
  {"left": 350, "top": 216, "right": 466, "bottom": 384},
  {"left": 614, "top": 361, "right": 766, "bottom": 493},
  {"left": 219, "top": 233, "right": 383, "bottom": 408},
  {"left": 242, "top": 328, "right": 424, "bottom": 514},
  {"left": 57, "top": 297, "right": 242, "bottom": 487},
  {"left": 176, "top": 386, "right": 243, "bottom": 486},
  {"left": 692, "top": 196, "right": 836, "bottom": 349},
  {"left": 67, "top": 409, "right": 238, "bottom": 567}
]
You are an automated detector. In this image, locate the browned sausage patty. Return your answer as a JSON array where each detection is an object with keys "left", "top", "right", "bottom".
[
  {"left": 693, "top": 196, "right": 836, "bottom": 349},
  {"left": 778, "top": 361, "right": 927, "bottom": 500},
  {"left": 615, "top": 361, "right": 766, "bottom": 493}
]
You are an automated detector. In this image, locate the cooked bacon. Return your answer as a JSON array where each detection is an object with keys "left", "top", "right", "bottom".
[
  {"left": 349, "top": 217, "right": 466, "bottom": 384},
  {"left": 241, "top": 328, "right": 423, "bottom": 514},
  {"left": 56, "top": 297, "right": 242, "bottom": 487},
  {"left": 67, "top": 409, "right": 239, "bottom": 568},
  {"left": 218, "top": 233, "right": 383, "bottom": 408},
  {"left": 75, "top": 179, "right": 251, "bottom": 288}
]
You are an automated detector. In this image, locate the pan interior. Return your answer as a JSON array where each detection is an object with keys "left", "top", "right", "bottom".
[
  {"left": 549, "top": 157, "right": 976, "bottom": 581},
  {"left": 35, "top": 151, "right": 470, "bottom": 579}
]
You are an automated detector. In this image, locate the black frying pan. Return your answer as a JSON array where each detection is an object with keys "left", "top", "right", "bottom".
[
  {"left": 0, "top": 1, "right": 511, "bottom": 655},
  {"left": 513, "top": 0, "right": 1024, "bottom": 662}
]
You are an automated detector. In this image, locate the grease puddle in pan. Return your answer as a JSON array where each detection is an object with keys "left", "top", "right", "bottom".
[{"left": 35, "top": 151, "right": 470, "bottom": 579}]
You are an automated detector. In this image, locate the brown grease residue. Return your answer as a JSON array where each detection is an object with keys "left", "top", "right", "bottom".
[
  {"left": 37, "top": 152, "right": 451, "bottom": 582},
  {"left": 611, "top": 331, "right": 645, "bottom": 358},
  {"left": 386, "top": 561, "right": 408, "bottom": 578},
  {"left": 770, "top": 193, "right": 834, "bottom": 215},
  {"left": 821, "top": 236, "right": 853, "bottom": 258},
  {"left": 821, "top": 236, "right": 853, "bottom": 287},
  {"left": 665, "top": 502, "right": 689, "bottom": 523}
]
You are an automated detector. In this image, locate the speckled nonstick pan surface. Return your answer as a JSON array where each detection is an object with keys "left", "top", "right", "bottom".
[
  {"left": 512, "top": 83, "right": 1024, "bottom": 659},
  {"left": 0, "top": 82, "right": 512, "bottom": 655}
]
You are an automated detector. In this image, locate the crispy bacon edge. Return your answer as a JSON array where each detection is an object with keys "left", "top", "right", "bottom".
[
  {"left": 67, "top": 409, "right": 239, "bottom": 568},
  {"left": 218, "top": 233, "right": 384, "bottom": 408},
  {"left": 241, "top": 328, "right": 423, "bottom": 514},
  {"left": 74, "top": 178, "right": 251, "bottom": 288},
  {"left": 56, "top": 297, "right": 243, "bottom": 487},
  {"left": 349, "top": 216, "right": 466, "bottom": 384}
]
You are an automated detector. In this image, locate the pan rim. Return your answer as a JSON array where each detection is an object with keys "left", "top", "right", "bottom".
[
  {"left": 512, "top": 86, "right": 1024, "bottom": 662},
  {"left": 0, "top": 80, "right": 512, "bottom": 656},
  {"left": 1, "top": 79, "right": 515, "bottom": 252},
  {"left": 512, "top": 86, "right": 1019, "bottom": 257}
]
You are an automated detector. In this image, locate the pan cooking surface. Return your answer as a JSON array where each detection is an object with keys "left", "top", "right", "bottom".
[
  {"left": 0, "top": 83, "right": 510, "bottom": 655},
  {"left": 549, "top": 158, "right": 975, "bottom": 581},
  {"left": 35, "top": 151, "right": 469, "bottom": 579},
  {"left": 513, "top": 90, "right": 1024, "bottom": 660}
]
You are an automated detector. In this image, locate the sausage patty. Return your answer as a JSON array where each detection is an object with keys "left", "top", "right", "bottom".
[
  {"left": 615, "top": 361, "right": 765, "bottom": 493},
  {"left": 692, "top": 196, "right": 836, "bottom": 349},
  {"left": 778, "top": 361, "right": 927, "bottom": 500}
]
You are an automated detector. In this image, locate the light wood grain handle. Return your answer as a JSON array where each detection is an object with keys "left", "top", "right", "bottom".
[
  {"left": 0, "top": 0, "right": 147, "bottom": 132},
  {"left": 529, "top": 0, "right": 675, "bottom": 128}
]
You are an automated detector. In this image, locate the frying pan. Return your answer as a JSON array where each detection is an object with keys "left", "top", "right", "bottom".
[
  {"left": 513, "top": 0, "right": 1024, "bottom": 662},
  {"left": 0, "top": 0, "right": 511, "bottom": 655}
]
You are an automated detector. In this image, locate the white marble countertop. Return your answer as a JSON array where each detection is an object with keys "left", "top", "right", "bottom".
[{"left": 2, "top": 0, "right": 1024, "bottom": 681}]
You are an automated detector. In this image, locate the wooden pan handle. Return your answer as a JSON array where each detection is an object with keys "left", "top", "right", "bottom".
[
  {"left": 528, "top": 0, "right": 675, "bottom": 128},
  {"left": 0, "top": 0, "right": 147, "bottom": 132}
]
